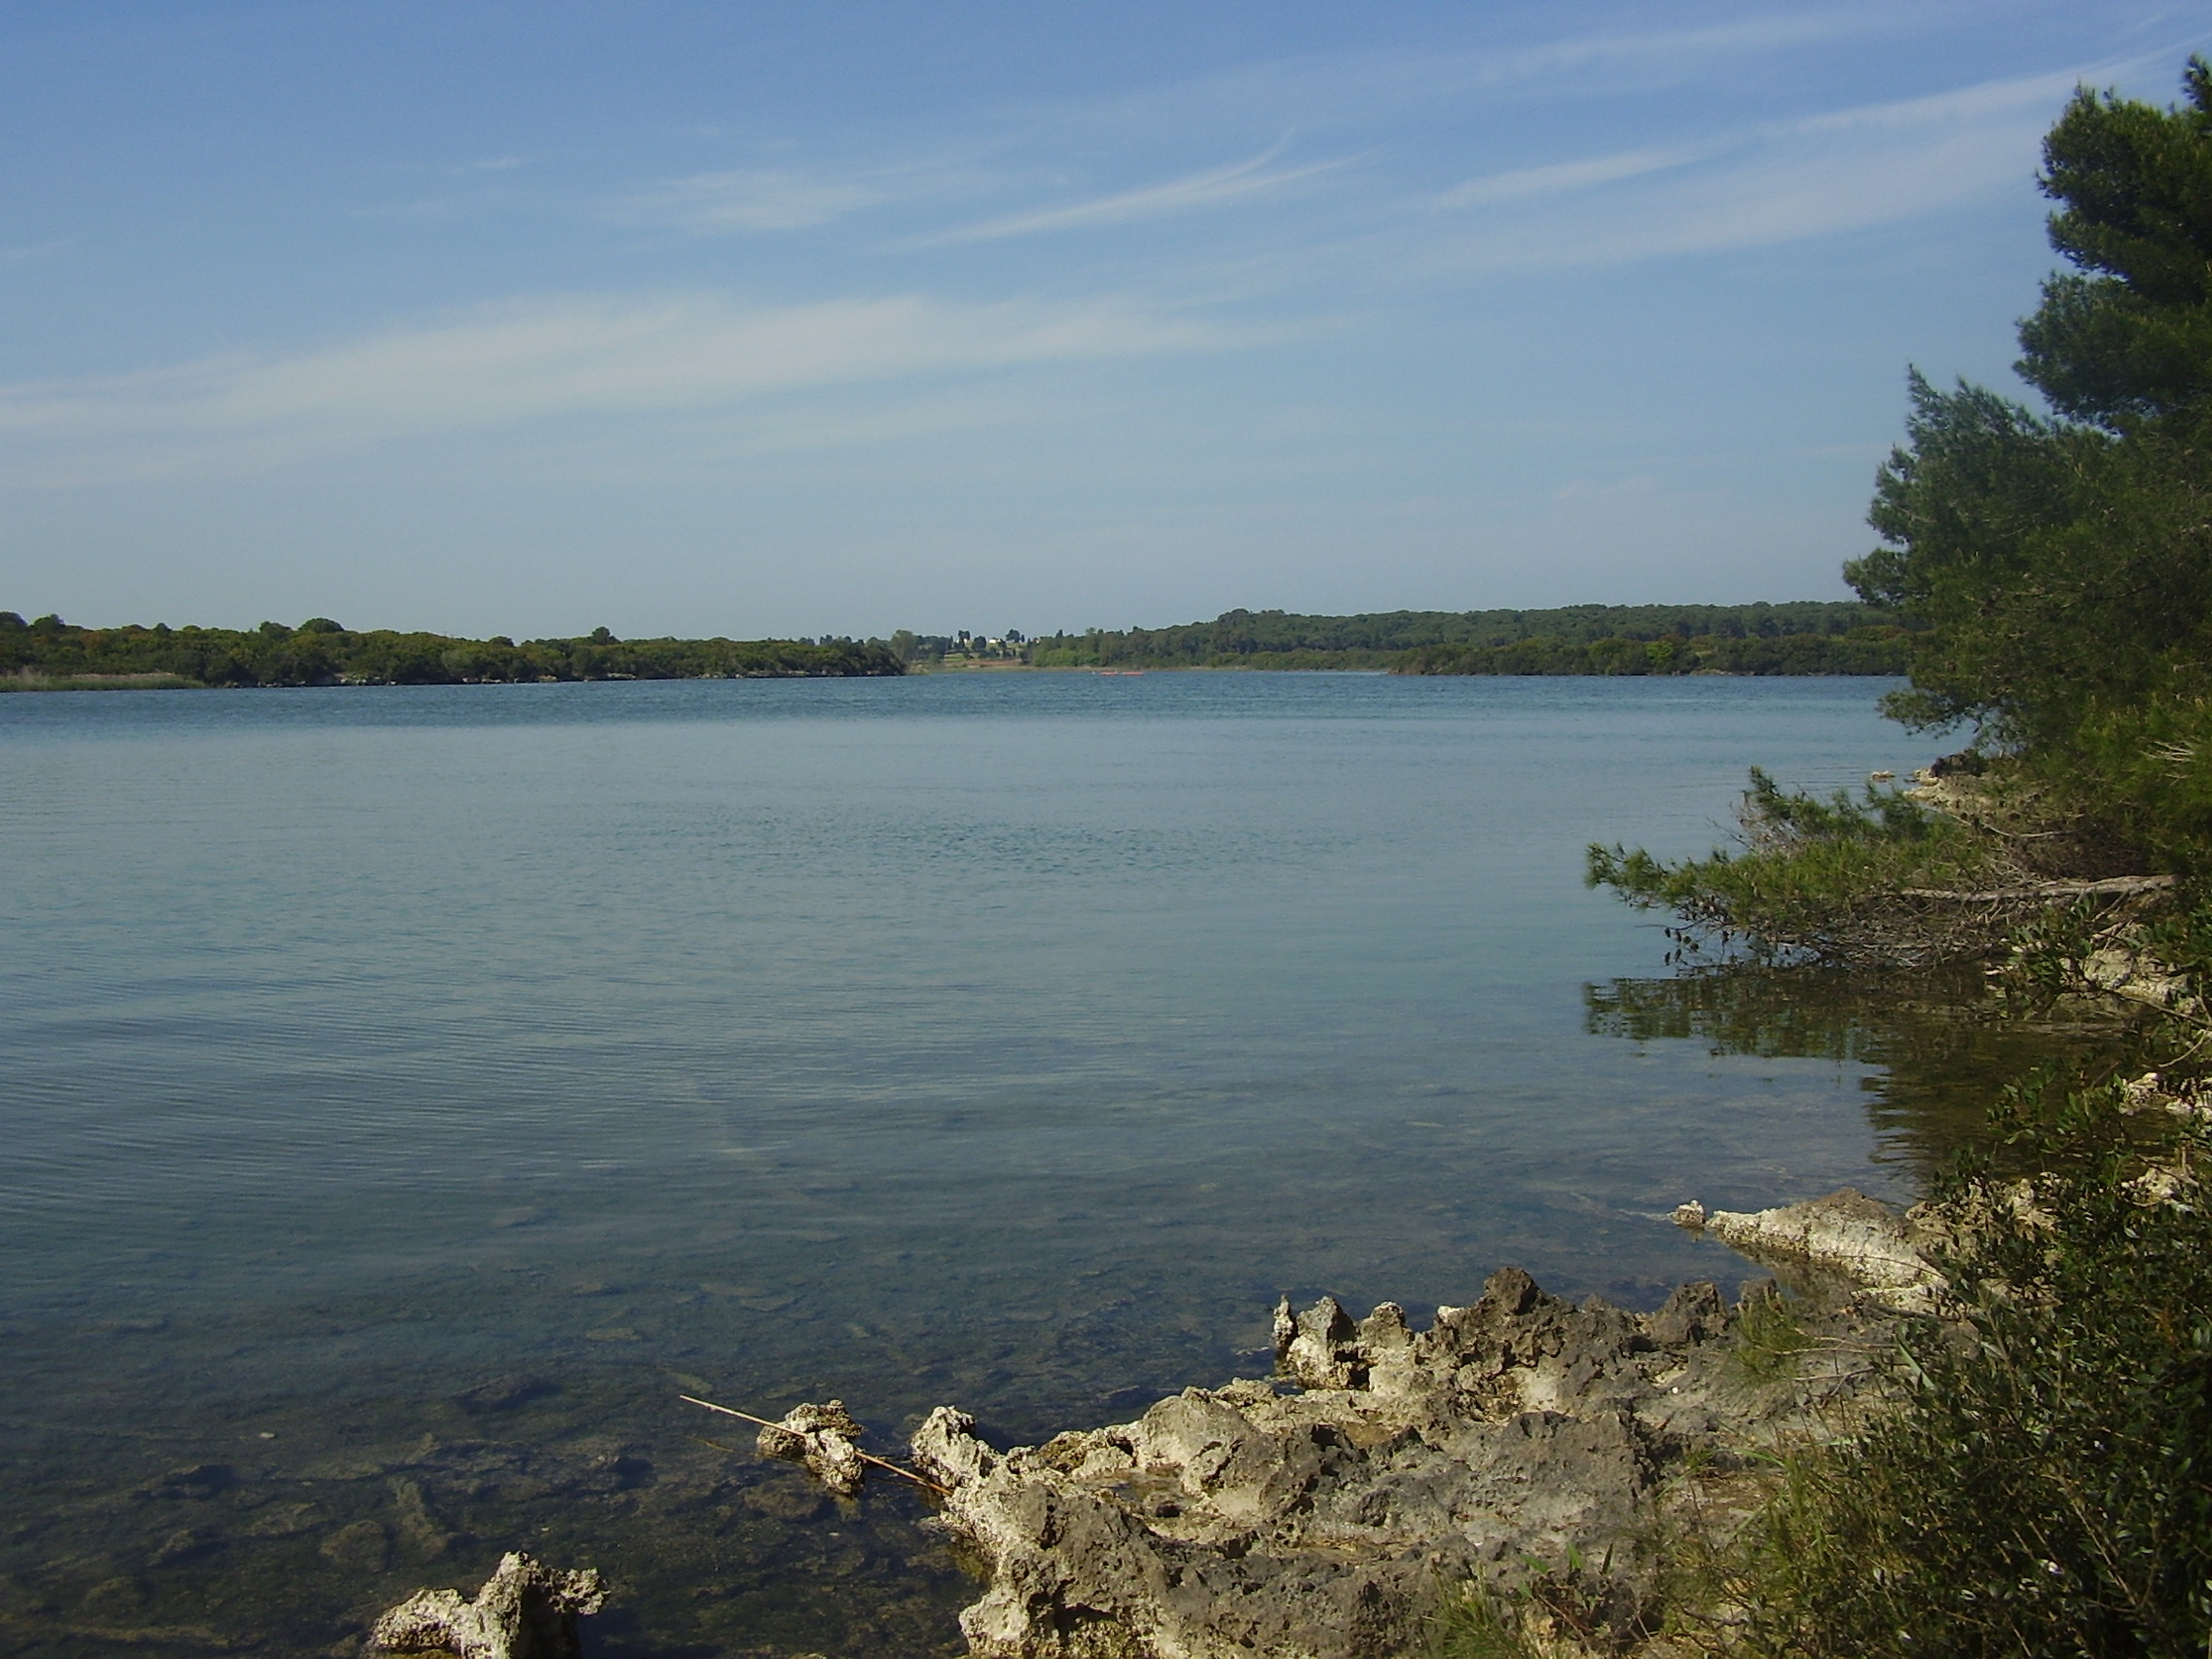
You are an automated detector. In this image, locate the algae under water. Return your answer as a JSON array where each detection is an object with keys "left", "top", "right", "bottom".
[{"left": 0, "top": 673, "right": 2104, "bottom": 1657}]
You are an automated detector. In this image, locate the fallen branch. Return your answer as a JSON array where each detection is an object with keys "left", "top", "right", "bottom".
[
  {"left": 679, "top": 1395, "right": 948, "bottom": 1495},
  {"left": 1898, "top": 874, "right": 2176, "bottom": 903}
]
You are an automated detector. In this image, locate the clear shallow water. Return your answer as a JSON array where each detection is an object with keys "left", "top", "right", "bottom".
[{"left": 0, "top": 672, "right": 1986, "bottom": 1655}]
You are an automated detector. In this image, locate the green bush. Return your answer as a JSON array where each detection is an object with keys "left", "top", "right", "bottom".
[
  {"left": 1586, "top": 768, "right": 2008, "bottom": 964},
  {"left": 1718, "top": 1090, "right": 2212, "bottom": 1657}
]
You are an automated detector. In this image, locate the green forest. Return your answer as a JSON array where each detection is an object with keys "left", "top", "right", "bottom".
[
  {"left": 1024, "top": 601, "right": 1910, "bottom": 674},
  {"left": 0, "top": 612, "right": 905, "bottom": 688},
  {"left": 0, "top": 601, "right": 1916, "bottom": 689}
]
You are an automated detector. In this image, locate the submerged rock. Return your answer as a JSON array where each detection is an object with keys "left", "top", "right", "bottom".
[
  {"left": 369, "top": 1552, "right": 605, "bottom": 1659},
  {"left": 907, "top": 1266, "right": 1876, "bottom": 1659}
]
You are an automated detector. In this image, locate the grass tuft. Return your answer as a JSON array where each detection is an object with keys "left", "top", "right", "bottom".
[
  {"left": 1727, "top": 1290, "right": 1813, "bottom": 1386},
  {"left": 1428, "top": 1582, "right": 1543, "bottom": 1659}
]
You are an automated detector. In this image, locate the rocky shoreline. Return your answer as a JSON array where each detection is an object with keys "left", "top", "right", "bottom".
[
  {"left": 369, "top": 1190, "right": 1937, "bottom": 1659},
  {"left": 905, "top": 1193, "right": 1912, "bottom": 1659}
]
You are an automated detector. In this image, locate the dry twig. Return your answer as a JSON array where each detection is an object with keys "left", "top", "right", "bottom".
[{"left": 679, "top": 1394, "right": 948, "bottom": 1494}]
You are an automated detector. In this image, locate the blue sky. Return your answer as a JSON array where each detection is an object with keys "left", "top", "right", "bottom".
[{"left": 2, "top": 2, "right": 2204, "bottom": 640}]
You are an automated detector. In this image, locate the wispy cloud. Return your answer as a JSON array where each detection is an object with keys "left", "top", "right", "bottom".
[
  {"left": 0, "top": 239, "right": 69, "bottom": 267},
  {"left": 615, "top": 167, "right": 901, "bottom": 233},
  {"left": 1046, "top": 6, "right": 1942, "bottom": 139},
  {"left": 1419, "top": 62, "right": 2100, "bottom": 271},
  {"left": 0, "top": 291, "right": 1251, "bottom": 485},
  {"left": 1471, "top": 7, "right": 1937, "bottom": 89},
  {"left": 908, "top": 145, "right": 1354, "bottom": 246},
  {"left": 1434, "top": 147, "right": 1702, "bottom": 210},
  {"left": 598, "top": 10, "right": 2029, "bottom": 262}
]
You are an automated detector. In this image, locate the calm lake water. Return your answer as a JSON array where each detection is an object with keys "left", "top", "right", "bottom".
[{"left": 0, "top": 672, "right": 2028, "bottom": 1656}]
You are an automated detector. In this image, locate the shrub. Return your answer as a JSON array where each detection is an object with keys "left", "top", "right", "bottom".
[
  {"left": 1586, "top": 768, "right": 2010, "bottom": 965},
  {"left": 1714, "top": 1089, "right": 2212, "bottom": 1657}
]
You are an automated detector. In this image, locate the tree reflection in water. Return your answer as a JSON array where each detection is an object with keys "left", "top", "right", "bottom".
[{"left": 1584, "top": 965, "right": 2153, "bottom": 1183}]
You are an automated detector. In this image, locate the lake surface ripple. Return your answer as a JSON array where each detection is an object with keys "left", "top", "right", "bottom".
[{"left": 0, "top": 673, "right": 2013, "bottom": 1655}]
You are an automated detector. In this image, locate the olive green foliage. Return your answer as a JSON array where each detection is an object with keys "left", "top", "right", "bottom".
[
  {"left": 1397, "top": 626, "right": 1909, "bottom": 678},
  {"left": 1022, "top": 602, "right": 1897, "bottom": 672},
  {"left": 1849, "top": 58, "right": 2212, "bottom": 871},
  {"left": 0, "top": 611, "right": 905, "bottom": 688},
  {"left": 1720, "top": 1091, "right": 2212, "bottom": 1658},
  {"left": 1586, "top": 768, "right": 2005, "bottom": 963}
]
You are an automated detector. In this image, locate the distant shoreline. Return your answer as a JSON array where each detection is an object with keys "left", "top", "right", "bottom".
[
  {"left": 3, "top": 664, "right": 1916, "bottom": 691},
  {"left": 0, "top": 613, "right": 906, "bottom": 690},
  {"left": 4, "top": 602, "right": 1914, "bottom": 688}
]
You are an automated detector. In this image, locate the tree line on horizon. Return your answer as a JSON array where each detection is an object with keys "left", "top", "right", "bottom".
[
  {"left": 0, "top": 612, "right": 906, "bottom": 687},
  {"left": 1023, "top": 601, "right": 1913, "bottom": 674},
  {"left": 2, "top": 599, "right": 1912, "bottom": 689}
]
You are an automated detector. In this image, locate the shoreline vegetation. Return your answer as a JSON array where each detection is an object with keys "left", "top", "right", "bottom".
[
  {"left": 996, "top": 602, "right": 1910, "bottom": 675},
  {"left": 1, "top": 601, "right": 1910, "bottom": 692},
  {"left": 1550, "top": 57, "right": 2212, "bottom": 1659},
  {"left": 0, "top": 612, "right": 905, "bottom": 689}
]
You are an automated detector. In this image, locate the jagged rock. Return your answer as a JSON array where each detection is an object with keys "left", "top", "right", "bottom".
[
  {"left": 755, "top": 1400, "right": 868, "bottom": 1497},
  {"left": 909, "top": 1267, "right": 1870, "bottom": 1659},
  {"left": 1272, "top": 1294, "right": 1365, "bottom": 1390},
  {"left": 368, "top": 1552, "right": 605, "bottom": 1659},
  {"left": 2120, "top": 1070, "right": 2212, "bottom": 1123},
  {"left": 1678, "top": 1187, "right": 1945, "bottom": 1309},
  {"left": 2123, "top": 1160, "right": 2199, "bottom": 1207},
  {"left": 1645, "top": 1280, "right": 1728, "bottom": 1347},
  {"left": 2082, "top": 943, "right": 2192, "bottom": 1011}
]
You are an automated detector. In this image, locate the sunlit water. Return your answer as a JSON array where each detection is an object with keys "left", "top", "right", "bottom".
[{"left": 0, "top": 672, "right": 2024, "bottom": 1656}]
